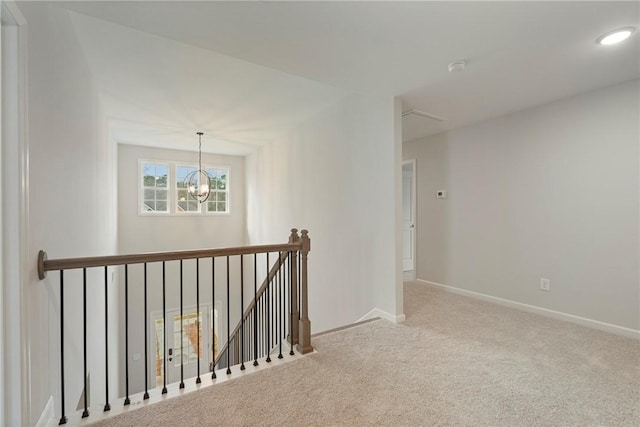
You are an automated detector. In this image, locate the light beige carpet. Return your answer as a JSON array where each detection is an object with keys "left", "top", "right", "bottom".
[{"left": 92, "top": 282, "right": 640, "bottom": 426}]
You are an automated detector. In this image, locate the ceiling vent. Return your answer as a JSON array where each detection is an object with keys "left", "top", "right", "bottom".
[{"left": 401, "top": 109, "right": 447, "bottom": 122}]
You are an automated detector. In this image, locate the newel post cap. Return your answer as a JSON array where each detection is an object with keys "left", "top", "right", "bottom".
[
  {"left": 38, "top": 250, "right": 47, "bottom": 280},
  {"left": 301, "top": 229, "right": 310, "bottom": 252}
]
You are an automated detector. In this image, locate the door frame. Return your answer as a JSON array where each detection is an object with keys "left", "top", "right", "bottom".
[
  {"left": 1, "top": 2, "right": 28, "bottom": 425},
  {"left": 402, "top": 159, "right": 416, "bottom": 275}
]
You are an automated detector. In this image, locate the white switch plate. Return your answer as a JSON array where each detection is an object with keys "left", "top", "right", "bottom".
[{"left": 540, "top": 278, "right": 550, "bottom": 291}]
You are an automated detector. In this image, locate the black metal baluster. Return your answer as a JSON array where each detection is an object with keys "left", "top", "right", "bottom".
[
  {"left": 289, "top": 252, "right": 294, "bottom": 356},
  {"left": 266, "top": 253, "right": 271, "bottom": 362},
  {"left": 162, "top": 262, "right": 168, "bottom": 394},
  {"left": 211, "top": 257, "right": 216, "bottom": 379},
  {"left": 271, "top": 261, "right": 275, "bottom": 352},
  {"left": 104, "top": 267, "right": 111, "bottom": 411},
  {"left": 298, "top": 252, "right": 302, "bottom": 321},
  {"left": 124, "top": 265, "right": 130, "bottom": 406},
  {"left": 226, "top": 256, "right": 231, "bottom": 375},
  {"left": 271, "top": 265, "right": 274, "bottom": 353},
  {"left": 259, "top": 290, "right": 263, "bottom": 359},
  {"left": 240, "top": 255, "right": 245, "bottom": 370},
  {"left": 196, "top": 259, "right": 201, "bottom": 384},
  {"left": 179, "top": 260, "right": 185, "bottom": 389},
  {"left": 253, "top": 254, "right": 258, "bottom": 366},
  {"left": 278, "top": 253, "right": 283, "bottom": 359},
  {"left": 143, "top": 263, "right": 149, "bottom": 400},
  {"left": 82, "top": 269, "right": 90, "bottom": 418},
  {"left": 59, "top": 271, "right": 67, "bottom": 425}
]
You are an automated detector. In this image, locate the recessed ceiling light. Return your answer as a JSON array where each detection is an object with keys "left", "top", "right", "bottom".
[{"left": 597, "top": 27, "right": 635, "bottom": 45}]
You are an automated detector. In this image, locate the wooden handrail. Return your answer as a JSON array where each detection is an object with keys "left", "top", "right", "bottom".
[{"left": 37, "top": 242, "right": 302, "bottom": 279}]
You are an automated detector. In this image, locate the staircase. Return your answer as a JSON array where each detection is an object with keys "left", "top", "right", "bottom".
[{"left": 37, "top": 229, "right": 313, "bottom": 425}]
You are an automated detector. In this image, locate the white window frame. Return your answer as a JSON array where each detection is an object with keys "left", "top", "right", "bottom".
[
  {"left": 139, "top": 159, "right": 171, "bottom": 215},
  {"left": 137, "top": 158, "right": 231, "bottom": 216}
]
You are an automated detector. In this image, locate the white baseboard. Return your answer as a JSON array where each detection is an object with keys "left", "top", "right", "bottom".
[
  {"left": 35, "top": 396, "right": 55, "bottom": 427},
  {"left": 358, "top": 308, "right": 406, "bottom": 324},
  {"left": 415, "top": 279, "right": 640, "bottom": 340}
]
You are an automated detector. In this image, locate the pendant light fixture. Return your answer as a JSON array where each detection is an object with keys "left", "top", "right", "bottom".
[{"left": 184, "top": 132, "right": 214, "bottom": 203}]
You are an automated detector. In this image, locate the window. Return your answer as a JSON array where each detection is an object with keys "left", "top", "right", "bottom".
[
  {"left": 139, "top": 159, "right": 230, "bottom": 215},
  {"left": 205, "top": 167, "right": 229, "bottom": 213},
  {"left": 141, "top": 162, "right": 169, "bottom": 213}
]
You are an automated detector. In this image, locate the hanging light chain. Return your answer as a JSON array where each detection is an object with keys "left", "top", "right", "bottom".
[{"left": 198, "top": 132, "right": 203, "bottom": 174}]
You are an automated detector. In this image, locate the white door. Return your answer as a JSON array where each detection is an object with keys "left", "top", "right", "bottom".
[
  {"left": 402, "top": 160, "right": 416, "bottom": 271},
  {"left": 151, "top": 305, "right": 212, "bottom": 386}
]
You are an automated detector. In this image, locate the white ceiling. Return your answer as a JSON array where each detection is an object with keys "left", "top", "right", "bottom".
[
  {"left": 59, "top": 1, "right": 639, "bottom": 145},
  {"left": 66, "top": 9, "right": 348, "bottom": 155}
]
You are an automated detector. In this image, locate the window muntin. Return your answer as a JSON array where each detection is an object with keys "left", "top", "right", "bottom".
[{"left": 141, "top": 162, "right": 169, "bottom": 213}]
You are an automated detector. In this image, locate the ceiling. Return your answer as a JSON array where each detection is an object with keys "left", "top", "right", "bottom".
[{"left": 58, "top": 1, "right": 639, "bottom": 146}]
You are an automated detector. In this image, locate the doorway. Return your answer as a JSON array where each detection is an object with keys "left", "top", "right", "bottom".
[
  {"left": 402, "top": 160, "right": 416, "bottom": 279},
  {"left": 151, "top": 303, "right": 220, "bottom": 387}
]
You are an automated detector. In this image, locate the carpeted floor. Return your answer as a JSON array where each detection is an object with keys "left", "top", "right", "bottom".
[{"left": 92, "top": 281, "right": 640, "bottom": 426}]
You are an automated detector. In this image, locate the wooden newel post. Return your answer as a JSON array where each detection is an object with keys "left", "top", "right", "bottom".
[
  {"left": 297, "top": 229, "right": 313, "bottom": 354},
  {"left": 288, "top": 229, "right": 300, "bottom": 345}
]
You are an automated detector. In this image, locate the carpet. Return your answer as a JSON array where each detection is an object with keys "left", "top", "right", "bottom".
[{"left": 91, "top": 282, "right": 640, "bottom": 426}]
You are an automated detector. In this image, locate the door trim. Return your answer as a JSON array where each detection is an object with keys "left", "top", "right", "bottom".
[{"left": 1, "top": 2, "right": 29, "bottom": 425}]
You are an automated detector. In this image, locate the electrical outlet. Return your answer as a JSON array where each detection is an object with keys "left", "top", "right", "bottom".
[{"left": 540, "top": 278, "right": 550, "bottom": 291}]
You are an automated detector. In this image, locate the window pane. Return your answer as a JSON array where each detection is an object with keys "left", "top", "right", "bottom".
[
  {"left": 188, "top": 201, "right": 198, "bottom": 211},
  {"left": 143, "top": 175, "right": 155, "bottom": 187},
  {"left": 155, "top": 165, "right": 168, "bottom": 187},
  {"left": 144, "top": 189, "right": 155, "bottom": 200},
  {"left": 176, "top": 166, "right": 197, "bottom": 183},
  {"left": 217, "top": 202, "right": 226, "bottom": 212},
  {"left": 156, "top": 201, "right": 167, "bottom": 212},
  {"left": 156, "top": 189, "right": 168, "bottom": 201},
  {"left": 177, "top": 189, "right": 188, "bottom": 202},
  {"left": 218, "top": 192, "right": 226, "bottom": 202},
  {"left": 207, "top": 201, "right": 216, "bottom": 212},
  {"left": 177, "top": 201, "right": 187, "bottom": 212},
  {"left": 144, "top": 201, "right": 156, "bottom": 211}
]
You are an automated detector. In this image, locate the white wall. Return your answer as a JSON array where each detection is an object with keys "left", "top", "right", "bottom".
[
  {"left": 403, "top": 80, "right": 640, "bottom": 331},
  {"left": 117, "top": 144, "right": 247, "bottom": 393},
  {"left": 118, "top": 144, "right": 246, "bottom": 253},
  {"left": 18, "top": 2, "right": 118, "bottom": 424},
  {"left": 246, "top": 93, "right": 402, "bottom": 333}
]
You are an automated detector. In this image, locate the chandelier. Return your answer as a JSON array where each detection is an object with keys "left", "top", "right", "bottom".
[{"left": 184, "top": 132, "right": 214, "bottom": 203}]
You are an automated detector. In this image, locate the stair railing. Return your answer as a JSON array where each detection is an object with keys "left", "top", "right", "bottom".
[{"left": 37, "top": 228, "right": 312, "bottom": 425}]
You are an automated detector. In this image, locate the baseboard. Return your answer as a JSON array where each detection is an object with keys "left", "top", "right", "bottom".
[
  {"left": 35, "top": 396, "right": 55, "bottom": 427},
  {"left": 358, "top": 308, "right": 406, "bottom": 324},
  {"left": 415, "top": 279, "right": 640, "bottom": 339}
]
